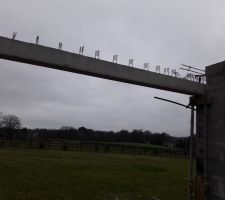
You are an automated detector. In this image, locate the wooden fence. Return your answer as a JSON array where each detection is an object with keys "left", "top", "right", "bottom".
[{"left": 0, "top": 138, "right": 188, "bottom": 158}]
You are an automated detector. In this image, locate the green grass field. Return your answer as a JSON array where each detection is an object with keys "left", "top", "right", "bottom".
[
  {"left": 87, "top": 141, "right": 176, "bottom": 149},
  {"left": 0, "top": 148, "right": 188, "bottom": 200}
]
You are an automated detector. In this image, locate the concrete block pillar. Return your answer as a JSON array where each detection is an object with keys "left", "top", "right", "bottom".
[{"left": 196, "top": 61, "right": 225, "bottom": 200}]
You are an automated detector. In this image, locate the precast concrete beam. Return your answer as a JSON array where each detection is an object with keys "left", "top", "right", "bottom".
[{"left": 0, "top": 36, "right": 206, "bottom": 95}]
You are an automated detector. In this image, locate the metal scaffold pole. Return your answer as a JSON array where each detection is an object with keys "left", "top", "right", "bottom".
[
  {"left": 188, "top": 104, "right": 194, "bottom": 200},
  {"left": 154, "top": 96, "right": 195, "bottom": 200}
]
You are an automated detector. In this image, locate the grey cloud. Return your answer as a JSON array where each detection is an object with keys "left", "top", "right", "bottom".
[{"left": 0, "top": 0, "right": 224, "bottom": 136}]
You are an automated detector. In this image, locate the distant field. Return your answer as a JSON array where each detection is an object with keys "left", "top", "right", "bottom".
[{"left": 0, "top": 148, "right": 188, "bottom": 200}]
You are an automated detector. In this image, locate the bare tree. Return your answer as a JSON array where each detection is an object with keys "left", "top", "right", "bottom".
[
  {"left": 1, "top": 114, "right": 21, "bottom": 143},
  {"left": 1, "top": 114, "right": 21, "bottom": 129}
]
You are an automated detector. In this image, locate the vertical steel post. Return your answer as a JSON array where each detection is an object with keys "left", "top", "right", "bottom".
[
  {"left": 203, "top": 105, "right": 208, "bottom": 200},
  {"left": 188, "top": 105, "right": 194, "bottom": 200}
]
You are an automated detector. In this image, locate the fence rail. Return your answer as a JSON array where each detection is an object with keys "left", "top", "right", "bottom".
[{"left": 0, "top": 138, "right": 188, "bottom": 158}]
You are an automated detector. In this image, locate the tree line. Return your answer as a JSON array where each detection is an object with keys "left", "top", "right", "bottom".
[{"left": 0, "top": 113, "right": 192, "bottom": 149}]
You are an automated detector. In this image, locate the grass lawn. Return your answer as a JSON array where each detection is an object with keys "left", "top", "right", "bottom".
[{"left": 0, "top": 148, "right": 189, "bottom": 200}]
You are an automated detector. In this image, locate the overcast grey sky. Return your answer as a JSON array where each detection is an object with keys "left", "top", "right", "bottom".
[{"left": 0, "top": 0, "right": 225, "bottom": 136}]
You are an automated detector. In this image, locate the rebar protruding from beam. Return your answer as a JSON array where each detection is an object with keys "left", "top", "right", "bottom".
[
  {"left": 196, "top": 75, "right": 206, "bottom": 84},
  {"left": 143, "top": 63, "right": 149, "bottom": 70},
  {"left": 58, "top": 42, "right": 62, "bottom": 50},
  {"left": 12, "top": 32, "right": 17, "bottom": 40},
  {"left": 156, "top": 65, "right": 160, "bottom": 73},
  {"left": 180, "top": 67, "right": 204, "bottom": 75},
  {"left": 171, "top": 69, "right": 181, "bottom": 78},
  {"left": 129, "top": 59, "right": 133, "bottom": 67},
  {"left": 36, "top": 36, "right": 39, "bottom": 45},
  {"left": 95, "top": 50, "right": 100, "bottom": 59},
  {"left": 181, "top": 64, "right": 205, "bottom": 73},
  {"left": 79, "top": 46, "right": 84, "bottom": 55},
  {"left": 164, "top": 67, "right": 170, "bottom": 75},
  {"left": 113, "top": 55, "right": 118, "bottom": 63},
  {"left": 171, "top": 69, "right": 177, "bottom": 77}
]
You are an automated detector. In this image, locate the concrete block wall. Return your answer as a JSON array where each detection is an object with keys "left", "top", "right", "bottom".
[
  {"left": 196, "top": 104, "right": 207, "bottom": 200},
  {"left": 204, "top": 61, "right": 225, "bottom": 200}
]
